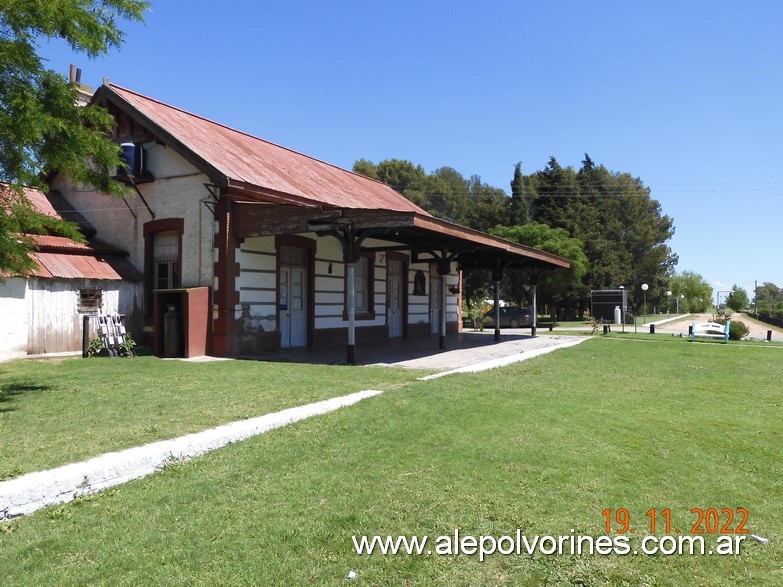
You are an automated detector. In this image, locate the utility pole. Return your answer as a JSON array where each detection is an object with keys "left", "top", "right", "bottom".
[{"left": 755, "top": 280, "right": 758, "bottom": 316}]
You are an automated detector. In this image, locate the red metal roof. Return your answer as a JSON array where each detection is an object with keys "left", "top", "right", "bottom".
[
  {"left": 30, "top": 234, "right": 90, "bottom": 251},
  {"left": 27, "top": 235, "right": 142, "bottom": 280},
  {"left": 1, "top": 185, "right": 139, "bottom": 281},
  {"left": 30, "top": 251, "right": 140, "bottom": 280},
  {"left": 107, "top": 84, "right": 428, "bottom": 214},
  {"left": 0, "top": 185, "right": 59, "bottom": 217},
  {"left": 23, "top": 186, "right": 60, "bottom": 217}
]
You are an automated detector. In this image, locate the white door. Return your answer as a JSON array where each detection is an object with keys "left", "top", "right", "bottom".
[
  {"left": 430, "top": 277, "right": 441, "bottom": 334},
  {"left": 279, "top": 263, "right": 307, "bottom": 348},
  {"left": 388, "top": 261, "right": 403, "bottom": 338}
]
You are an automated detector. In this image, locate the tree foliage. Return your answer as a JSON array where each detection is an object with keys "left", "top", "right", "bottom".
[
  {"left": 524, "top": 154, "right": 677, "bottom": 313},
  {"left": 490, "top": 222, "right": 588, "bottom": 313},
  {"left": 508, "top": 162, "right": 528, "bottom": 226},
  {"left": 0, "top": 0, "right": 148, "bottom": 275},
  {"left": 669, "top": 271, "right": 713, "bottom": 313},
  {"left": 0, "top": 186, "right": 87, "bottom": 276},
  {"left": 355, "top": 154, "right": 678, "bottom": 316},
  {"left": 726, "top": 284, "right": 749, "bottom": 312},
  {"left": 753, "top": 281, "right": 783, "bottom": 317},
  {"left": 354, "top": 159, "right": 507, "bottom": 227}
]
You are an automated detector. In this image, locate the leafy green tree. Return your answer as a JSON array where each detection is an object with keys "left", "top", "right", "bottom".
[
  {"left": 431, "top": 166, "right": 471, "bottom": 222},
  {"left": 464, "top": 175, "right": 507, "bottom": 232},
  {"left": 614, "top": 173, "right": 677, "bottom": 309},
  {"left": 528, "top": 156, "right": 581, "bottom": 233},
  {"left": 353, "top": 159, "right": 502, "bottom": 229},
  {"left": 508, "top": 162, "right": 529, "bottom": 225},
  {"left": 0, "top": 0, "right": 148, "bottom": 275},
  {"left": 726, "top": 284, "right": 749, "bottom": 312},
  {"left": 352, "top": 159, "right": 378, "bottom": 180},
  {"left": 0, "top": 186, "right": 85, "bottom": 276},
  {"left": 523, "top": 155, "right": 676, "bottom": 312},
  {"left": 575, "top": 155, "right": 631, "bottom": 290},
  {"left": 354, "top": 154, "right": 676, "bottom": 318},
  {"left": 490, "top": 222, "right": 588, "bottom": 319},
  {"left": 669, "top": 271, "right": 713, "bottom": 313},
  {"left": 374, "top": 159, "right": 426, "bottom": 194},
  {"left": 752, "top": 282, "right": 782, "bottom": 316}
]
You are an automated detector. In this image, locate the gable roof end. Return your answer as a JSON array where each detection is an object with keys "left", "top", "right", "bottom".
[{"left": 97, "top": 84, "right": 427, "bottom": 214}]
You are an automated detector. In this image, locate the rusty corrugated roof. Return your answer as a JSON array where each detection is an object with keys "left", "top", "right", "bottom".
[
  {"left": 107, "top": 84, "right": 428, "bottom": 213},
  {"left": 28, "top": 235, "right": 142, "bottom": 280},
  {"left": 29, "top": 251, "right": 141, "bottom": 280},
  {"left": 30, "top": 235, "right": 90, "bottom": 250},
  {"left": 23, "top": 186, "right": 61, "bottom": 217},
  {"left": 1, "top": 184, "right": 140, "bottom": 281},
  {"left": 0, "top": 185, "right": 59, "bottom": 217}
]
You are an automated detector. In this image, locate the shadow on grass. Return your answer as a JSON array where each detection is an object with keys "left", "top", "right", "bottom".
[{"left": 0, "top": 381, "right": 51, "bottom": 413}]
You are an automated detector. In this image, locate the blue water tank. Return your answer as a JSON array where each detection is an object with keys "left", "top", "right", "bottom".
[{"left": 119, "top": 142, "right": 135, "bottom": 176}]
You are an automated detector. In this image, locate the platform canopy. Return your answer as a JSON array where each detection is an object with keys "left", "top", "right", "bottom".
[{"left": 232, "top": 203, "right": 570, "bottom": 272}]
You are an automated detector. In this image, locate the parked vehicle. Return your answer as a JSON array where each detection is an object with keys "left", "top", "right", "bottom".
[{"left": 482, "top": 306, "right": 532, "bottom": 328}]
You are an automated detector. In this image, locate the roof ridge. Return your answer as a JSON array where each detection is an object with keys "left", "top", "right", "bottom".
[{"left": 107, "top": 83, "right": 392, "bottom": 189}]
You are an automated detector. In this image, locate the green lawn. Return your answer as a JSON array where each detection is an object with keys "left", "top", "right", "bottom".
[
  {"left": 0, "top": 357, "right": 427, "bottom": 479},
  {"left": 1, "top": 338, "right": 781, "bottom": 585}
]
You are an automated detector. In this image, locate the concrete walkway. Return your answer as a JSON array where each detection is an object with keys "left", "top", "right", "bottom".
[
  {"left": 248, "top": 330, "right": 587, "bottom": 370},
  {"left": 0, "top": 335, "right": 588, "bottom": 520},
  {"left": 384, "top": 334, "right": 586, "bottom": 370}
]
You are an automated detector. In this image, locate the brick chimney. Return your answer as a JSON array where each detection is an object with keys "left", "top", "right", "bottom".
[{"left": 69, "top": 64, "right": 94, "bottom": 106}]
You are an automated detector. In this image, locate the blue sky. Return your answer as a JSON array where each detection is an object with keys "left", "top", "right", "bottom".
[{"left": 40, "top": 1, "right": 782, "bottom": 302}]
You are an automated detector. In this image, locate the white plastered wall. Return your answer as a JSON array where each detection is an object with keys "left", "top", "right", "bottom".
[
  {"left": 235, "top": 233, "right": 460, "bottom": 336},
  {"left": 236, "top": 236, "right": 277, "bottom": 332},
  {"left": 51, "top": 144, "right": 216, "bottom": 289},
  {"left": 0, "top": 277, "right": 143, "bottom": 359},
  {"left": 0, "top": 278, "right": 29, "bottom": 361}
]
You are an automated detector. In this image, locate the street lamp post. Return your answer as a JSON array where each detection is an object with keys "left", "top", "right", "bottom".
[
  {"left": 641, "top": 284, "right": 649, "bottom": 323},
  {"left": 666, "top": 290, "right": 672, "bottom": 314},
  {"left": 679, "top": 294, "right": 684, "bottom": 313},
  {"left": 619, "top": 285, "right": 625, "bottom": 333}
]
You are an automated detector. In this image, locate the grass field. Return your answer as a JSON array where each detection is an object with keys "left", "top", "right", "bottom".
[
  {"left": 1, "top": 337, "right": 781, "bottom": 585},
  {"left": 0, "top": 357, "right": 427, "bottom": 479}
]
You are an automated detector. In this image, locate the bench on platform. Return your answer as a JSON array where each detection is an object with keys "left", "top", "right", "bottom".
[{"left": 691, "top": 320, "right": 730, "bottom": 343}]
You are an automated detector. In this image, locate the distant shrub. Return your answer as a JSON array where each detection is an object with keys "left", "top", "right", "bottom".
[
  {"left": 469, "top": 305, "right": 486, "bottom": 332},
  {"left": 728, "top": 320, "right": 749, "bottom": 340},
  {"left": 714, "top": 313, "right": 749, "bottom": 340}
]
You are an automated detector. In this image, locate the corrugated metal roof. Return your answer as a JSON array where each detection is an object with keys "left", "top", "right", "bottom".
[
  {"left": 31, "top": 235, "right": 90, "bottom": 250},
  {"left": 0, "top": 185, "right": 59, "bottom": 217},
  {"left": 28, "top": 235, "right": 142, "bottom": 281},
  {"left": 30, "top": 251, "right": 141, "bottom": 281},
  {"left": 108, "top": 84, "right": 428, "bottom": 214},
  {"left": 23, "top": 186, "right": 61, "bottom": 217},
  {"left": 1, "top": 185, "right": 140, "bottom": 281}
]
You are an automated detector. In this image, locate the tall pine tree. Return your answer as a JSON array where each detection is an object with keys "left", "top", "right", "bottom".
[{"left": 509, "top": 162, "right": 529, "bottom": 226}]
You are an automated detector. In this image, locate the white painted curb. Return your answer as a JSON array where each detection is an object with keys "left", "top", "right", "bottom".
[{"left": 0, "top": 389, "right": 383, "bottom": 520}]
